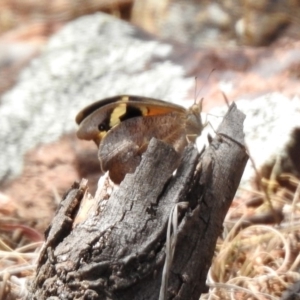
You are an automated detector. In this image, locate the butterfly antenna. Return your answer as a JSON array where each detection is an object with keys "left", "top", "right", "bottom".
[
  {"left": 221, "top": 91, "right": 230, "bottom": 108},
  {"left": 195, "top": 69, "right": 215, "bottom": 104},
  {"left": 194, "top": 77, "right": 198, "bottom": 104}
]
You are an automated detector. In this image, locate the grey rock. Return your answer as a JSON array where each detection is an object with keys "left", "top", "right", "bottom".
[{"left": 0, "top": 13, "right": 193, "bottom": 181}]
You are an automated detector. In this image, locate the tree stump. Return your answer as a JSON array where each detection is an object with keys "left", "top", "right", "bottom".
[{"left": 27, "top": 103, "right": 248, "bottom": 300}]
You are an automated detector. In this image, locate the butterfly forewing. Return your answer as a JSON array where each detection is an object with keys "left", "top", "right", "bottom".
[{"left": 76, "top": 95, "right": 185, "bottom": 125}]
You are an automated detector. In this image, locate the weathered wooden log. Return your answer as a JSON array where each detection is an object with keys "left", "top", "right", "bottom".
[{"left": 27, "top": 103, "right": 248, "bottom": 300}]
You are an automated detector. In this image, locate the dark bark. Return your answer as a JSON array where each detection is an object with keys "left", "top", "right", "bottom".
[{"left": 27, "top": 103, "right": 248, "bottom": 300}]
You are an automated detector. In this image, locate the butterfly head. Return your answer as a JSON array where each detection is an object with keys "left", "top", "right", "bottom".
[{"left": 186, "top": 98, "right": 204, "bottom": 139}]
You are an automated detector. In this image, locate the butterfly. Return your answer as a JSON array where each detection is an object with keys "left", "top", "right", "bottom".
[{"left": 76, "top": 95, "right": 203, "bottom": 184}]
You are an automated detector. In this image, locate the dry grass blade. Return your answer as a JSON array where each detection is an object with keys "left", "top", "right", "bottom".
[
  {"left": 0, "top": 225, "right": 43, "bottom": 300},
  {"left": 203, "top": 176, "right": 300, "bottom": 299}
]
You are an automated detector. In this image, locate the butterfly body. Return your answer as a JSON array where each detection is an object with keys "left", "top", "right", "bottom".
[{"left": 76, "top": 95, "right": 203, "bottom": 183}]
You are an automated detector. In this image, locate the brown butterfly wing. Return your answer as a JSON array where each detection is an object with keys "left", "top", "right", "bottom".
[{"left": 99, "top": 112, "right": 187, "bottom": 184}]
